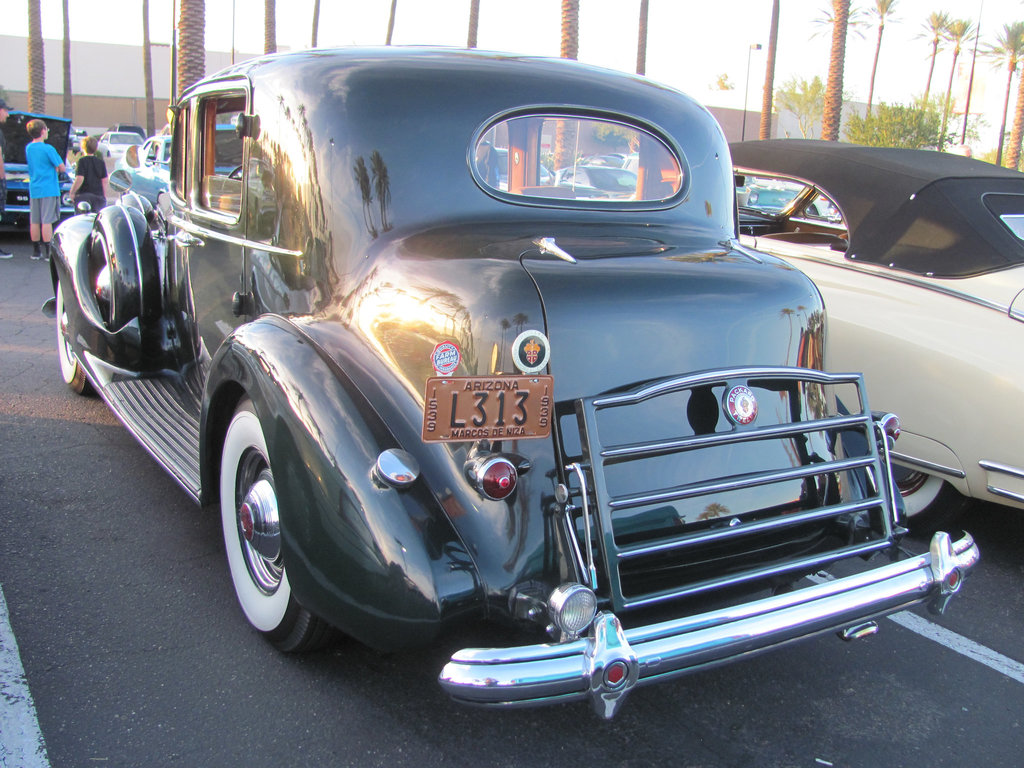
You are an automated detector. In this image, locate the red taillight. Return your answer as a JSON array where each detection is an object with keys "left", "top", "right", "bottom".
[{"left": 477, "top": 457, "right": 518, "bottom": 500}]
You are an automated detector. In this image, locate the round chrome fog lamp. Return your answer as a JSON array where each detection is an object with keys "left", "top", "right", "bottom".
[{"left": 548, "top": 583, "right": 597, "bottom": 639}]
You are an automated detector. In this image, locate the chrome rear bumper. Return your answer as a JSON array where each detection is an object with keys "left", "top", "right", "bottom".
[{"left": 440, "top": 531, "right": 978, "bottom": 718}]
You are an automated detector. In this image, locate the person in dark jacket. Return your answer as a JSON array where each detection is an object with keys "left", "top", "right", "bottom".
[{"left": 69, "top": 136, "right": 109, "bottom": 213}]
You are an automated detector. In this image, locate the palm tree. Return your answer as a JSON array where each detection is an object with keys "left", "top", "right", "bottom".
[
  {"left": 385, "top": 0, "right": 398, "bottom": 45},
  {"left": 920, "top": 11, "right": 951, "bottom": 102},
  {"left": 265, "top": 0, "right": 277, "bottom": 54},
  {"left": 28, "top": 0, "right": 45, "bottom": 113},
  {"left": 822, "top": 0, "right": 851, "bottom": 142},
  {"left": 939, "top": 19, "right": 975, "bottom": 150},
  {"left": 990, "top": 22, "right": 1024, "bottom": 167},
  {"left": 866, "top": 0, "right": 898, "bottom": 115},
  {"left": 636, "top": 0, "right": 649, "bottom": 75},
  {"left": 143, "top": 0, "right": 156, "bottom": 134},
  {"left": 311, "top": 0, "right": 320, "bottom": 47},
  {"left": 62, "top": 0, "right": 72, "bottom": 119},
  {"left": 177, "top": 0, "right": 205, "bottom": 97},
  {"left": 554, "top": 0, "right": 580, "bottom": 169},
  {"left": 467, "top": 0, "right": 480, "bottom": 48},
  {"left": 561, "top": 0, "right": 579, "bottom": 60},
  {"left": 759, "top": 0, "right": 780, "bottom": 139}
]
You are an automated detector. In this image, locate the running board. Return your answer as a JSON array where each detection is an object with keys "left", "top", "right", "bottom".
[{"left": 103, "top": 375, "right": 202, "bottom": 501}]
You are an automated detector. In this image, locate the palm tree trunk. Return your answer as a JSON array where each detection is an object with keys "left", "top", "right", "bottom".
[
  {"left": 940, "top": 50, "right": 960, "bottom": 150},
  {"left": 867, "top": 22, "right": 884, "bottom": 115},
  {"left": 143, "top": 0, "right": 156, "bottom": 135},
  {"left": 560, "top": 0, "right": 579, "bottom": 60},
  {"left": 1005, "top": 65, "right": 1024, "bottom": 169},
  {"left": 759, "top": 0, "right": 780, "bottom": 139},
  {"left": 177, "top": 0, "right": 205, "bottom": 97},
  {"left": 996, "top": 64, "right": 1014, "bottom": 166},
  {"left": 636, "top": 0, "right": 649, "bottom": 75},
  {"left": 311, "top": 0, "right": 320, "bottom": 47},
  {"left": 822, "top": 0, "right": 850, "bottom": 142},
  {"left": 62, "top": 0, "right": 72, "bottom": 119},
  {"left": 28, "top": 0, "right": 46, "bottom": 113},
  {"left": 385, "top": 0, "right": 397, "bottom": 45},
  {"left": 264, "top": 0, "right": 276, "bottom": 54},
  {"left": 924, "top": 40, "right": 939, "bottom": 102},
  {"left": 467, "top": 0, "right": 480, "bottom": 48}
]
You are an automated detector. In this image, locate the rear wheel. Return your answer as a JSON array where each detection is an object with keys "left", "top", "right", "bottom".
[
  {"left": 220, "top": 400, "right": 334, "bottom": 651},
  {"left": 894, "top": 468, "right": 970, "bottom": 531},
  {"left": 55, "top": 283, "right": 91, "bottom": 395}
]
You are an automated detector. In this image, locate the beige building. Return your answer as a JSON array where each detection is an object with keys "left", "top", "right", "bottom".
[{"left": 0, "top": 34, "right": 259, "bottom": 134}]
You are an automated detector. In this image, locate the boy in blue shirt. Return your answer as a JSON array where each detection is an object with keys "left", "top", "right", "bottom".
[{"left": 25, "top": 118, "right": 66, "bottom": 261}]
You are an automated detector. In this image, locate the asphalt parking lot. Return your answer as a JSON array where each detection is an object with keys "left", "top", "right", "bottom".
[{"left": 1, "top": 229, "right": 1023, "bottom": 768}]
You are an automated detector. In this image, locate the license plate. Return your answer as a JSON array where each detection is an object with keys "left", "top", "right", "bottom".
[{"left": 422, "top": 375, "right": 553, "bottom": 442}]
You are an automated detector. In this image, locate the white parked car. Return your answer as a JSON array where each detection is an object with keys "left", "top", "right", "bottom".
[
  {"left": 731, "top": 139, "right": 1024, "bottom": 523},
  {"left": 97, "top": 131, "right": 144, "bottom": 161}
]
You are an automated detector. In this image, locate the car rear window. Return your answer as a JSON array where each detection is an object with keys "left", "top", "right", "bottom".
[
  {"left": 110, "top": 133, "right": 143, "bottom": 144},
  {"left": 473, "top": 113, "right": 684, "bottom": 205}
]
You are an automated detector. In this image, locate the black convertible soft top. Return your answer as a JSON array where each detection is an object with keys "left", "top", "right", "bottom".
[{"left": 730, "top": 139, "right": 1024, "bottom": 278}]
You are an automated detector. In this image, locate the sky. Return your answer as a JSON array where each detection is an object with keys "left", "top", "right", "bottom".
[{"left": 8, "top": 0, "right": 1023, "bottom": 147}]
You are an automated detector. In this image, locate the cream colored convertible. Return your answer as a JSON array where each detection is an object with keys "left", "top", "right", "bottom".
[{"left": 732, "top": 139, "right": 1024, "bottom": 521}]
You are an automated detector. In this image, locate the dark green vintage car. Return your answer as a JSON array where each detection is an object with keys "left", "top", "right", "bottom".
[{"left": 46, "top": 48, "right": 977, "bottom": 718}]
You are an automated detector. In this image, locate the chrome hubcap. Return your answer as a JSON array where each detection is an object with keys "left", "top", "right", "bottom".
[{"left": 236, "top": 452, "right": 282, "bottom": 595}]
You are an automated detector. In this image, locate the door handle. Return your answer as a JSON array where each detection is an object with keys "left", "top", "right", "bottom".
[{"left": 175, "top": 231, "right": 205, "bottom": 248}]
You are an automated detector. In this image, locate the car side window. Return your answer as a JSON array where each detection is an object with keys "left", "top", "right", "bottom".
[
  {"left": 198, "top": 94, "right": 246, "bottom": 217},
  {"left": 146, "top": 140, "right": 159, "bottom": 164},
  {"left": 800, "top": 192, "right": 844, "bottom": 227},
  {"left": 171, "top": 106, "right": 190, "bottom": 199}
]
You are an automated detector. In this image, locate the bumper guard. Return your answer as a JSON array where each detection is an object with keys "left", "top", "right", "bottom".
[{"left": 440, "top": 531, "right": 978, "bottom": 718}]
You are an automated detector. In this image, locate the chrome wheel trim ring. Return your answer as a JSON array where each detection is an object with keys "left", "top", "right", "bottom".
[{"left": 235, "top": 452, "right": 284, "bottom": 595}]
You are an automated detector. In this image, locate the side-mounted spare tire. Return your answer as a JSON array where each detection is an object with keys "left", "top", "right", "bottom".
[{"left": 87, "top": 203, "right": 161, "bottom": 332}]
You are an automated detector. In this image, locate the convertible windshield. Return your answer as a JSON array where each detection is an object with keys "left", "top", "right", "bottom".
[{"left": 474, "top": 114, "right": 684, "bottom": 204}]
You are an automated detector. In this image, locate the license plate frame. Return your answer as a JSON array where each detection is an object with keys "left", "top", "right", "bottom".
[{"left": 422, "top": 375, "right": 553, "bottom": 442}]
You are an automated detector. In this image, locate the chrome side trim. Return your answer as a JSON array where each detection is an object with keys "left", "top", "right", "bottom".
[
  {"left": 978, "top": 459, "right": 1024, "bottom": 480},
  {"left": 890, "top": 451, "right": 967, "bottom": 479},
  {"left": 439, "top": 531, "right": 979, "bottom": 715},
  {"left": 170, "top": 216, "right": 304, "bottom": 258},
  {"left": 979, "top": 460, "right": 1024, "bottom": 503},
  {"left": 985, "top": 486, "right": 1024, "bottom": 504},
  {"left": 772, "top": 251, "right": 1009, "bottom": 315}
]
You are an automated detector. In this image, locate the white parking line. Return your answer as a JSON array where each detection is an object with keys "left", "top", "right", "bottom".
[
  {"left": 0, "top": 585, "right": 50, "bottom": 768},
  {"left": 887, "top": 611, "right": 1024, "bottom": 685}
]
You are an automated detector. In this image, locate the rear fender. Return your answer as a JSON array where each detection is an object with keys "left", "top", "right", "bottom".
[{"left": 203, "top": 316, "right": 483, "bottom": 651}]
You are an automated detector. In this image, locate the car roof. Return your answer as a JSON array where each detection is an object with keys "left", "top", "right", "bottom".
[
  {"left": 173, "top": 47, "right": 731, "bottom": 238},
  {"left": 731, "top": 139, "right": 1024, "bottom": 277}
]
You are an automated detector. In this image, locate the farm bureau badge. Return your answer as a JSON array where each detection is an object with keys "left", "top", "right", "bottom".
[
  {"left": 431, "top": 341, "right": 461, "bottom": 376},
  {"left": 512, "top": 330, "right": 550, "bottom": 374},
  {"left": 724, "top": 385, "right": 758, "bottom": 426}
]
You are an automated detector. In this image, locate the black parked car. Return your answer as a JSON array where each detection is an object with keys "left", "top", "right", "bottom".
[{"left": 47, "top": 49, "right": 977, "bottom": 718}]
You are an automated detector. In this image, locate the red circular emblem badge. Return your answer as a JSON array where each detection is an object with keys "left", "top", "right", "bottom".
[
  {"left": 724, "top": 385, "right": 758, "bottom": 425},
  {"left": 431, "top": 341, "right": 461, "bottom": 376}
]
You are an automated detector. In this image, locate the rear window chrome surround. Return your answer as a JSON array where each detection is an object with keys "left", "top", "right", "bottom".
[{"left": 469, "top": 105, "right": 689, "bottom": 211}]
